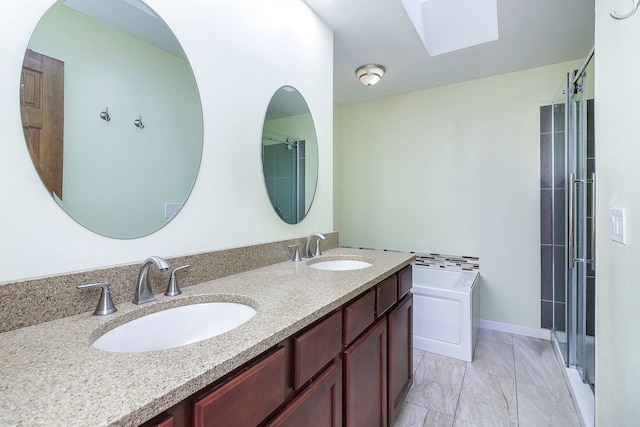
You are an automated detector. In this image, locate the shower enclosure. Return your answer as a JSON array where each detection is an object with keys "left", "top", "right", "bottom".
[
  {"left": 568, "top": 55, "right": 596, "bottom": 390},
  {"left": 262, "top": 138, "right": 306, "bottom": 224},
  {"left": 541, "top": 50, "right": 595, "bottom": 392}
]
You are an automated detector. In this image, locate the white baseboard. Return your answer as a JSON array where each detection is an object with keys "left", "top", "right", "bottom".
[{"left": 479, "top": 319, "right": 551, "bottom": 340}]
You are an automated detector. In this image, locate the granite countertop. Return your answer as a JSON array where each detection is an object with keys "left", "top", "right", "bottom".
[{"left": 0, "top": 248, "right": 414, "bottom": 426}]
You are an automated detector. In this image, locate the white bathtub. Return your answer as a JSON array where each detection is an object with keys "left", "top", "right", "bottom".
[{"left": 412, "top": 265, "right": 480, "bottom": 362}]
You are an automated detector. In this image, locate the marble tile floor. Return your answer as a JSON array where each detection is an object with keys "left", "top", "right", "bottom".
[{"left": 393, "top": 328, "right": 581, "bottom": 427}]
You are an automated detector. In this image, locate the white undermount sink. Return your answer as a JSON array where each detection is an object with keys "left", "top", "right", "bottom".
[
  {"left": 92, "top": 302, "right": 256, "bottom": 353},
  {"left": 308, "top": 259, "right": 372, "bottom": 271}
]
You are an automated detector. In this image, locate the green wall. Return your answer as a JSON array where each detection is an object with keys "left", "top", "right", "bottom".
[
  {"left": 335, "top": 60, "right": 582, "bottom": 328},
  {"left": 594, "top": 0, "right": 640, "bottom": 422}
]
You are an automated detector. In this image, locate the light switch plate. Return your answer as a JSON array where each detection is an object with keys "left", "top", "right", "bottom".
[{"left": 610, "top": 208, "right": 626, "bottom": 244}]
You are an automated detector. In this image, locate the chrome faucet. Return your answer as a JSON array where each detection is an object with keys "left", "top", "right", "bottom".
[
  {"left": 134, "top": 256, "right": 170, "bottom": 305},
  {"left": 304, "top": 232, "right": 326, "bottom": 258}
]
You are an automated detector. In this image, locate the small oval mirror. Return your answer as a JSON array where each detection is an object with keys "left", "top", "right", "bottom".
[
  {"left": 19, "top": 0, "right": 203, "bottom": 239},
  {"left": 261, "top": 86, "right": 318, "bottom": 224}
]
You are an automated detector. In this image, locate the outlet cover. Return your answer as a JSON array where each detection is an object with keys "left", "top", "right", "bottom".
[{"left": 165, "top": 203, "right": 182, "bottom": 220}]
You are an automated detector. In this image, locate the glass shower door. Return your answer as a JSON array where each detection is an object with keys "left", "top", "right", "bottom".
[
  {"left": 548, "top": 53, "right": 596, "bottom": 397},
  {"left": 551, "top": 77, "right": 569, "bottom": 365},
  {"left": 568, "top": 69, "right": 595, "bottom": 389}
]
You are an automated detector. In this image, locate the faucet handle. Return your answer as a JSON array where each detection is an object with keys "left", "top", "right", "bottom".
[
  {"left": 289, "top": 245, "right": 302, "bottom": 262},
  {"left": 314, "top": 239, "right": 323, "bottom": 257},
  {"left": 165, "top": 265, "right": 190, "bottom": 296},
  {"left": 77, "top": 282, "right": 117, "bottom": 315}
]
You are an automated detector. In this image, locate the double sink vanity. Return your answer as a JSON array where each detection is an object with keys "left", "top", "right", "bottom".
[{"left": 0, "top": 247, "right": 414, "bottom": 426}]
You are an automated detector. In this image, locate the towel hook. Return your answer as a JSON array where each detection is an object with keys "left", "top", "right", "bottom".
[
  {"left": 99, "top": 107, "right": 111, "bottom": 122},
  {"left": 611, "top": 0, "right": 640, "bottom": 19},
  {"left": 134, "top": 115, "right": 145, "bottom": 129}
]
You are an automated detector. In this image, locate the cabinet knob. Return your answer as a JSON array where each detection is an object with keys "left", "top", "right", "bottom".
[{"left": 77, "top": 282, "right": 117, "bottom": 315}]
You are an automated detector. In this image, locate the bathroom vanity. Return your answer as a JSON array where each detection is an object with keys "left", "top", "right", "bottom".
[
  {"left": 0, "top": 248, "right": 413, "bottom": 426},
  {"left": 143, "top": 263, "right": 413, "bottom": 427}
]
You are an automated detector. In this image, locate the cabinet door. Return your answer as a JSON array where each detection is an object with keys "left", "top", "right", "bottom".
[
  {"left": 267, "top": 360, "right": 342, "bottom": 427},
  {"left": 388, "top": 293, "right": 413, "bottom": 425},
  {"left": 193, "top": 346, "right": 286, "bottom": 427},
  {"left": 376, "top": 275, "right": 398, "bottom": 317},
  {"left": 397, "top": 265, "right": 412, "bottom": 300},
  {"left": 344, "top": 317, "right": 388, "bottom": 427},
  {"left": 294, "top": 310, "right": 342, "bottom": 389},
  {"left": 343, "top": 289, "right": 375, "bottom": 346}
]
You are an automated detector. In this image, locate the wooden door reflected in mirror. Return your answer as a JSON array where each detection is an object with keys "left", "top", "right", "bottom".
[{"left": 21, "top": 49, "right": 64, "bottom": 199}]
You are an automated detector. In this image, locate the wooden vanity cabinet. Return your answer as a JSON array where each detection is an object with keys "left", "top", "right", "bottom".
[
  {"left": 193, "top": 346, "right": 287, "bottom": 427},
  {"left": 342, "top": 288, "right": 375, "bottom": 345},
  {"left": 342, "top": 265, "right": 412, "bottom": 427},
  {"left": 293, "top": 311, "right": 342, "bottom": 390},
  {"left": 376, "top": 275, "right": 398, "bottom": 317},
  {"left": 387, "top": 265, "right": 413, "bottom": 425},
  {"left": 398, "top": 264, "right": 412, "bottom": 300},
  {"left": 139, "top": 264, "right": 414, "bottom": 427},
  {"left": 267, "top": 360, "right": 342, "bottom": 427},
  {"left": 387, "top": 293, "right": 413, "bottom": 425},
  {"left": 144, "top": 414, "right": 174, "bottom": 427},
  {"left": 344, "top": 317, "right": 388, "bottom": 427}
]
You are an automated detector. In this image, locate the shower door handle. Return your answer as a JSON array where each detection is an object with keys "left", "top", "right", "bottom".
[
  {"left": 590, "top": 173, "right": 596, "bottom": 269},
  {"left": 568, "top": 173, "right": 575, "bottom": 269}
]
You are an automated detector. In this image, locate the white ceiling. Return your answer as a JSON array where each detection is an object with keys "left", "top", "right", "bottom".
[{"left": 303, "top": 0, "right": 595, "bottom": 105}]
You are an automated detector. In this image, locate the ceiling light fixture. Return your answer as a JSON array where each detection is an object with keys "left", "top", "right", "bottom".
[{"left": 356, "top": 64, "right": 385, "bottom": 86}]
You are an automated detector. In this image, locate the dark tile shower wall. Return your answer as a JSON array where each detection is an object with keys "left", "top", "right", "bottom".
[
  {"left": 540, "top": 103, "right": 567, "bottom": 330},
  {"left": 264, "top": 144, "right": 295, "bottom": 223},
  {"left": 540, "top": 100, "right": 596, "bottom": 333}
]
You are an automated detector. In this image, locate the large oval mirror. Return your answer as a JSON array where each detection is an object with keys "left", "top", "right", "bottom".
[
  {"left": 20, "top": 0, "right": 203, "bottom": 239},
  {"left": 262, "top": 86, "right": 318, "bottom": 224}
]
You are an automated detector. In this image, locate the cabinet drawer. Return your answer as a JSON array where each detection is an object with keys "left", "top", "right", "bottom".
[
  {"left": 294, "top": 310, "right": 342, "bottom": 389},
  {"left": 141, "top": 414, "right": 174, "bottom": 427},
  {"left": 193, "top": 346, "right": 286, "bottom": 427},
  {"left": 397, "top": 265, "right": 412, "bottom": 300},
  {"left": 343, "top": 289, "right": 375, "bottom": 346},
  {"left": 376, "top": 275, "right": 398, "bottom": 317},
  {"left": 140, "top": 413, "right": 177, "bottom": 427},
  {"left": 267, "top": 360, "right": 342, "bottom": 427}
]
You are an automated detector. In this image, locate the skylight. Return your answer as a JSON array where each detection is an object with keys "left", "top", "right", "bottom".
[{"left": 401, "top": 0, "right": 499, "bottom": 56}]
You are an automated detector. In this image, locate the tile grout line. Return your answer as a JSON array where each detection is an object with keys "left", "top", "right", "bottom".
[
  {"left": 452, "top": 364, "right": 467, "bottom": 426},
  {"left": 512, "top": 339, "right": 520, "bottom": 426}
]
